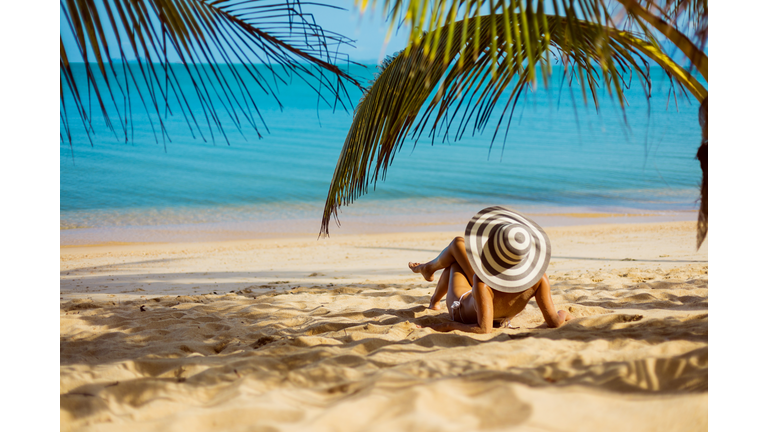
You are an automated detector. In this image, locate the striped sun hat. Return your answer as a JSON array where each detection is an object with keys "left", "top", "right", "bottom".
[{"left": 464, "top": 206, "right": 551, "bottom": 293}]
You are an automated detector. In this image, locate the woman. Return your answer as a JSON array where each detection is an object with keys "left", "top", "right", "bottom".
[{"left": 410, "top": 206, "right": 572, "bottom": 333}]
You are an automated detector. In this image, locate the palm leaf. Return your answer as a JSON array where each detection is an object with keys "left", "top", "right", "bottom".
[
  {"left": 320, "top": 12, "right": 706, "bottom": 235},
  {"left": 357, "top": 0, "right": 706, "bottom": 92},
  {"left": 60, "top": 0, "right": 364, "bottom": 150},
  {"left": 619, "top": 0, "right": 706, "bottom": 80},
  {"left": 639, "top": 0, "right": 707, "bottom": 52}
]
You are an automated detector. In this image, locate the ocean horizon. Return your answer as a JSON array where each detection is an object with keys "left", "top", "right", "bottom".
[{"left": 61, "top": 63, "right": 704, "bottom": 245}]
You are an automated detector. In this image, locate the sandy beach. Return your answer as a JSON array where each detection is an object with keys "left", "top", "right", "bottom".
[{"left": 60, "top": 220, "right": 708, "bottom": 431}]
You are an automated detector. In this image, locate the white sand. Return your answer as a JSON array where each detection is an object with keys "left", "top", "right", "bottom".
[{"left": 61, "top": 221, "right": 707, "bottom": 431}]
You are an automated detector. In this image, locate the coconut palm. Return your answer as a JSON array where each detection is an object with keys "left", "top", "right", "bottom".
[
  {"left": 320, "top": 0, "right": 708, "bottom": 248},
  {"left": 60, "top": 0, "right": 364, "bottom": 149}
]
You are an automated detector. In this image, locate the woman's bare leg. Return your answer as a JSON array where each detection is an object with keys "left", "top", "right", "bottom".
[
  {"left": 428, "top": 269, "right": 450, "bottom": 310},
  {"left": 409, "top": 236, "right": 476, "bottom": 282}
]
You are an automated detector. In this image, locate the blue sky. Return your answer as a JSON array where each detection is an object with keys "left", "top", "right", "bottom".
[
  {"left": 61, "top": 1, "right": 706, "bottom": 67},
  {"left": 317, "top": 1, "right": 411, "bottom": 63},
  {"left": 60, "top": 0, "right": 410, "bottom": 64}
]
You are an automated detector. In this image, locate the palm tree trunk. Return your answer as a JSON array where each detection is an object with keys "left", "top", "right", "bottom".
[{"left": 696, "top": 97, "right": 708, "bottom": 249}]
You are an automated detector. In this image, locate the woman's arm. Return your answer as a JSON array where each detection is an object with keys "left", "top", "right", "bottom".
[
  {"left": 472, "top": 275, "right": 494, "bottom": 333},
  {"left": 534, "top": 274, "right": 573, "bottom": 328}
]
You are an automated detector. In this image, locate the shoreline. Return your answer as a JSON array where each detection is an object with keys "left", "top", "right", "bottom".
[
  {"left": 60, "top": 208, "right": 698, "bottom": 247},
  {"left": 61, "top": 220, "right": 707, "bottom": 299}
]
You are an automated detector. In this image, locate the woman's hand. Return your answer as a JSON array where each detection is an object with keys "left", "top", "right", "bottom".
[
  {"left": 499, "top": 316, "right": 518, "bottom": 329},
  {"left": 557, "top": 310, "right": 573, "bottom": 323}
]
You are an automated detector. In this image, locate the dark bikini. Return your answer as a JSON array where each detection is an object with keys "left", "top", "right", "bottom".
[{"left": 449, "top": 291, "right": 472, "bottom": 323}]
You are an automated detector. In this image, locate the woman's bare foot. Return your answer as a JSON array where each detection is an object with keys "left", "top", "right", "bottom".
[
  {"left": 408, "top": 262, "right": 435, "bottom": 282},
  {"left": 428, "top": 302, "right": 441, "bottom": 311}
]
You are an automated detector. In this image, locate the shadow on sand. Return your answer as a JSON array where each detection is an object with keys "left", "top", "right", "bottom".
[{"left": 61, "top": 277, "right": 708, "bottom": 424}]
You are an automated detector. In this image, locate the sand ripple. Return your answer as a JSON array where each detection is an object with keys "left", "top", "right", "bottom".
[{"left": 61, "top": 264, "right": 707, "bottom": 431}]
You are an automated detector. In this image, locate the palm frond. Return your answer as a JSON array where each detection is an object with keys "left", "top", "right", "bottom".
[
  {"left": 356, "top": 1, "right": 706, "bottom": 84},
  {"left": 618, "top": 0, "right": 706, "bottom": 80},
  {"left": 320, "top": 12, "right": 705, "bottom": 234},
  {"left": 640, "top": 0, "right": 707, "bottom": 51},
  {"left": 60, "top": 0, "right": 364, "bottom": 148}
]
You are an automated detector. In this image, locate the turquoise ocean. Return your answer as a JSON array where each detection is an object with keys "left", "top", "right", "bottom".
[{"left": 60, "top": 64, "right": 703, "bottom": 245}]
